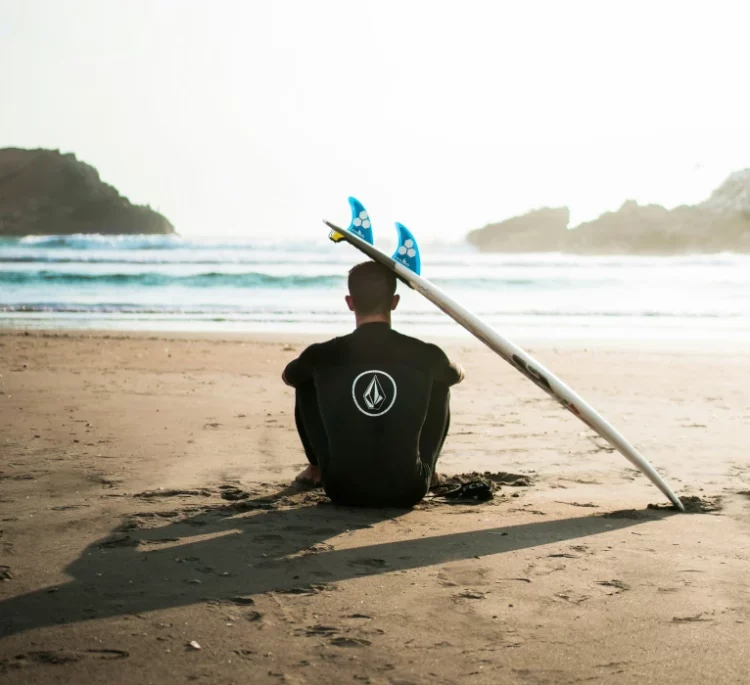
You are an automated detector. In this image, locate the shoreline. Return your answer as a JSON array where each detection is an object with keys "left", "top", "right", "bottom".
[{"left": 3, "top": 324, "right": 750, "bottom": 353}]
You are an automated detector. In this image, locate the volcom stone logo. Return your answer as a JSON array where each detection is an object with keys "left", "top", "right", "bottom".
[
  {"left": 363, "top": 375, "right": 385, "bottom": 411},
  {"left": 352, "top": 370, "right": 397, "bottom": 417}
]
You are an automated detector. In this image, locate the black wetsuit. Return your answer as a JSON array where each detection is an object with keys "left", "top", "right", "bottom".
[{"left": 283, "top": 322, "right": 464, "bottom": 507}]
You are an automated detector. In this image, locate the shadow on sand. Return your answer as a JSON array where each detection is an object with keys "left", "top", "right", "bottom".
[{"left": 0, "top": 485, "right": 673, "bottom": 638}]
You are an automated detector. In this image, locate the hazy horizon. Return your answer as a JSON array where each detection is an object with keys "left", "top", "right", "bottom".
[{"left": 2, "top": 0, "right": 749, "bottom": 239}]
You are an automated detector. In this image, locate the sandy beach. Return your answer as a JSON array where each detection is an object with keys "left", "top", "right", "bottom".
[{"left": 1, "top": 329, "right": 749, "bottom": 684}]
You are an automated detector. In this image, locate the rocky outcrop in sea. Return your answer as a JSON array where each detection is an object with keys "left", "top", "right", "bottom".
[
  {"left": 468, "top": 171, "right": 750, "bottom": 254},
  {"left": 0, "top": 148, "right": 174, "bottom": 236}
]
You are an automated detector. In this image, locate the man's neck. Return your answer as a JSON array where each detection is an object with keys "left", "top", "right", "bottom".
[{"left": 355, "top": 313, "right": 391, "bottom": 328}]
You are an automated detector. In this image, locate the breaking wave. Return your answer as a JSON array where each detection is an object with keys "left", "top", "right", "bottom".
[{"left": 0, "top": 271, "right": 345, "bottom": 288}]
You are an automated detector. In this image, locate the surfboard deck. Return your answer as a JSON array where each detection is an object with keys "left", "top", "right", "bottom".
[{"left": 324, "top": 201, "right": 685, "bottom": 512}]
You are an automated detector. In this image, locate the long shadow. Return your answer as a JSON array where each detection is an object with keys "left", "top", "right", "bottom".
[{"left": 0, "top": 488, "right": 672, "bottom": 639}]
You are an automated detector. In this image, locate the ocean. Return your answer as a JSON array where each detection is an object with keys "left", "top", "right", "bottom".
[{"left": 2, "top": 234, "right": 750, "bottom": 343}]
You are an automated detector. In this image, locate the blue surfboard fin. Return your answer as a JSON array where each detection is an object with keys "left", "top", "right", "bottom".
[
  {"left": 346, "top": 197, "right": 374, "bottom": 244},
  {"left": 392, "top": 222, "right": 421, "bottom": 275}
]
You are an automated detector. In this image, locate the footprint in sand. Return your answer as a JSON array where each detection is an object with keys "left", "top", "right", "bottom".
[
  {"left": 456, "top": 590, "right": 487, "bottom": 600},
  {"left": 253, "top": 534, "right": 284, "bottom": 543},
  {"left": 672, "top": 613, "right": 714, "bottom": 623},
  {"left": 274, "top": 584, "right": 332, "bottom": 595},
  {"left": 437, "top": 565, "right": 490, "bottom": 588},
  {"left": 280, "top": 524, "right": 313, "bottom": 533},
  {"left": 134, "top": 489, "right": 212, "bottom": 499},
  {"left": 555, "top": 591, "right": 591, "bottom": 604},
  {"left": 348, "top": 557, "right": 387, "bottom": 569},
  {"left": 298, "top": 624, "right": 338, "bottom": 637},
  {"left": 218, "top": 486, "right": 249, "bottom": 501},
  {"left": 224, "top": 595, "right": 256, "bottom": 605},
  {"left": 99, "top": 535, "right": 139, "bottom": 549},
  {"left": 6, "top": 649, "right": 129, "bottom": 666},
  {"left": 596, "top": 579, "right": 630, "bottom": 593},
  {"left": 329, "top": 637, "right": 371, "bottom": 647}
]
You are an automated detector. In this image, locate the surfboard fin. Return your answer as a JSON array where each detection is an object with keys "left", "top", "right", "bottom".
[
  {"left": 392, "top": 222, "right": 421, "bottom": 276},
  {"left": 345, "top": 197, "right": 374, "bottom": 244}
]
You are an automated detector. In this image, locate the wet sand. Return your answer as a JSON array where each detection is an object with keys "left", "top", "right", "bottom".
[{"left": 1, "top": 329, "right": 749, "bottom": 684}]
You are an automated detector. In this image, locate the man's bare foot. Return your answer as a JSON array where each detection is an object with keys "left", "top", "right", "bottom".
[
  {"left": 430, "top": 471, "right": 445, "bottom": 488},
  {"left": 294, "top": 464, "right": 322, "bottom": 487}
]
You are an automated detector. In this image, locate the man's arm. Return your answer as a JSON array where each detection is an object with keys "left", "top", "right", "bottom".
[
  {"left": 431, "top": 345, "right": 465, "bottom": 387},
  {"left": 282, "top": 344, "right": 318, "bottom": 388},
  {"left": 445, "top": 359, "right": 465, "bottom": 386}
]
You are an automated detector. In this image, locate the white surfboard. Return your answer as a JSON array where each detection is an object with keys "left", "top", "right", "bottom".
[{"left": 325, "top": 199, "right": 685, "bottom": 511}]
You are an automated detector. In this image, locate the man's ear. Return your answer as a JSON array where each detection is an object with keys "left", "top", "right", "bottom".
[
  {"left": 345, "top": 295, "right": 356, "bottom": 312},
  {"left": 391, "top": 294, "right": 400, "bottom": 311}
]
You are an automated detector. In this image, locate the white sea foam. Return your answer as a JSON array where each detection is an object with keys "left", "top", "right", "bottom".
[{"left": 2, "top": 236, "right": 749, "bottom": 340}]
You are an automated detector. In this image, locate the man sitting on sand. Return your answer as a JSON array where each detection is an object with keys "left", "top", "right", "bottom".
[{"left": 282, "top": 261, "right": 464, "bottom": 507}]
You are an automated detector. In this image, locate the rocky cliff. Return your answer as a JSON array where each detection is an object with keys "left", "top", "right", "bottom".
[
  {"left": 466, "top": 207, "right": 570, "bottom": 253},
  {"left": 468, "top": 170, "right": 750, "bottom": 254},
  {"left": 0, "top": 148, "right": 174, "bottom": 236}
]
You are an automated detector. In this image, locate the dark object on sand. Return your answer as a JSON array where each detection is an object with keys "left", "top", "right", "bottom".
[
  {"left": 431, "top": 473, "right": 500, "bottom": 502},
  {"left": 218, "top": 485, "right": 250, "bottom": 501},
  {"left": 442, "top": 480, "right": 494, "bottom": 502},
  {"left": 647, "top": 495, "right": 722, "bottom": 513}
]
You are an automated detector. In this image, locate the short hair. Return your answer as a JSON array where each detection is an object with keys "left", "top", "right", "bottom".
[{"left": 348, "top": 261, "right": 397, "bottom": 315}]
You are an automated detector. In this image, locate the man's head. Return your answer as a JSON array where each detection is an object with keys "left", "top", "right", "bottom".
[{"left": 346, "top": 261, "right": 399, "bottom": 321}]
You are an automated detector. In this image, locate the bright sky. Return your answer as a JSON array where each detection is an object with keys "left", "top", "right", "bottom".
[{"left": 2, "top": 0, "right": 749, "bottom": 240}]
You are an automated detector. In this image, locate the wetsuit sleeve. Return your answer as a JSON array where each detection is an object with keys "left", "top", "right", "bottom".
[
  {"left": 282, "top": 344, "right": 319, "bottom": 387},
  {"left": 430, "top": 345, "right": 465, "bottom": 386}
]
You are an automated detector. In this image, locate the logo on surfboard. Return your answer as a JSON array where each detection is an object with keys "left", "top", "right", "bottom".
[{"left": 351, "top": 370, "right": 397, "bottom": 417}]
